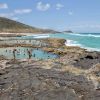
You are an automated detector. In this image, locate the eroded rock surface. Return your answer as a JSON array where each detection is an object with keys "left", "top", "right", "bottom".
[{"left": 0, "top": 60, "right": 99, "bottom": 100}]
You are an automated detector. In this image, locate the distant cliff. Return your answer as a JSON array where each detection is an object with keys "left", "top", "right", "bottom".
[
  {"left": 63, "top": 30, "right": 73, "bottom": 33},
  {"left": 0, "top": 17, "right": 58, "bottom": 33}
]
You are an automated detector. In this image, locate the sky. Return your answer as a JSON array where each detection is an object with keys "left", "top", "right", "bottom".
[{"left": 0, "top": 0, "right": 100, "bottom": 33}]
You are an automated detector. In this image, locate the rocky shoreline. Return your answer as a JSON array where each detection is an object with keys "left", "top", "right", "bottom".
[
  {"left": 0, "top": 59, "right": 100, "bottom": 100},
  {"left": 0, "top": 38, "right": 100, "bottom": 100}
]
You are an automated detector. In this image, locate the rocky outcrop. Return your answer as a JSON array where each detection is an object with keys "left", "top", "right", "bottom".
[
  {"left": 41, "top": 38, "right": 66, "bottom": 48},
  {"left": 88, "top": 63, "right": 100, "bottom": 77},
  {"left": 0, "top": 59, "right": 99, "bottom": 100},
  {"left": 0, "top": 38, "right": 66, "bottom": 49},
  {"left": 73, "top": 52, "right": 100, "bottom": 69},
  {"left": 81, "top": 90, "right": 100, "bottom": 100},
  {"left": 42, "top": 45, "right": 100, "bottom": 70},
  {"left": 34, "top": 88, "right": 79, "bottom": 100},
  {"left": 63, "top": 30, "right": 73, "bottom": 33},
  {"left": 86, "top": 63, "right": 100, "bottom": 91},
  {"left": 0, "top": 37, "right": 100, "bottom": 100}
]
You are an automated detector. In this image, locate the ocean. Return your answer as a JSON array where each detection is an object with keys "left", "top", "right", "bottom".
[
  {"left": 19, "top": 33, "right": 100, "bottom": 51},
  {"left": 1, "top": 33, "right": 100, "bottom": 59},
  {"left": 50, "top": 33, "right": 100, "bottom": 51}
]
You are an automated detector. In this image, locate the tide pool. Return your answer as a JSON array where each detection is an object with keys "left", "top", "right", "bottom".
[{"left": 0, "top": 47, "right": 58, "bottom": 59}]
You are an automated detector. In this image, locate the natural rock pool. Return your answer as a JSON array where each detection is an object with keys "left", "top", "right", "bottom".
[{"left": 0, "top": 47, "right": 58, "bottom": 59}]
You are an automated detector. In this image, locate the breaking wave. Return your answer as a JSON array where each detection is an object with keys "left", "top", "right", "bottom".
[
  {"left": 67, "top": 33, "right": 100, "bottom": 38},
  {"left": 65, "top": 39, "right": 100, "bottom": 51}
]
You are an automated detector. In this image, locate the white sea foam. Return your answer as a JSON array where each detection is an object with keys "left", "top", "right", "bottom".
[
  {"left": 67, "top": 33, "right": 100, "bottom": 38},
  {"left": 34, "top": 34, "right": 50, "bottom": 38},
  {"left": 82, "top": 47, "right": 100, "bottom": 52},
  {"left": 65, "top": 39, "right": 100, "bottom": 51},
  {"left": 32, "top": 34, "right": 49, "bottom": 36},
  {"left": 65, "top": 40, "right": 82, "bottom": 47}
]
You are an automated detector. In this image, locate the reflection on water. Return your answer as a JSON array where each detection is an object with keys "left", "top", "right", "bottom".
[{"left": 0, "top": 47, "right": 58, "bottom": 59}]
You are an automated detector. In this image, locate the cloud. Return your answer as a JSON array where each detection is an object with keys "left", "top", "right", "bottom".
[
  {"left": 12, "top": 17, "right": 19, "bottom": 21},
  {"left": 68, "top": 11, "right": 73, "bottom": 15},
  {"left": 68, "top": 24, "right": 100, "bottom": 29},
  {"left": 0, "top": 8, "right": 32, "bottom": 19},
  {"left": 56, "top": 3, "right": 64, "bottom": 10},
  {"left": 0, "top": 3, "right": 8, "bottom": 9},
  {"left": 14, "top": 9, "right": 32, "bottom": 14},
  {"left": 36, "top": 2, "right": 50, "bottom": 11},
  {"left": 0, "top": 13, "right": 14, "bottom": 17}
]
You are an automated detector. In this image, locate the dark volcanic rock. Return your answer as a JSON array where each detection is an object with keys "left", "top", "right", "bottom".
[
  {"left": 34, "top": 88, "right": 79, "bottom": 100},
  {"left": 73, "top": 52, "right": 100, "bottom": 69},
  {"left": 0, "top": 60, "right": 96, "bottom": 100},
  {"left": 82, "top": 91, "right": 100, "bottom": 100}
]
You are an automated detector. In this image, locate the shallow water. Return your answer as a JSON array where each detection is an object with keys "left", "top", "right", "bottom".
[
  {"left": 18, "top": 33, "right": 100, "bottom": 51},
  {"left": 0, "top": 47, "right": 58, "bottom": 59},
  {"left": 50, "top": 33, "right": 100, "bottom": 51}
]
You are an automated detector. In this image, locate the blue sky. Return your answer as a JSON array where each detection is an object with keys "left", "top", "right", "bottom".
[{"left": 0, "top": 0, "right": 100, "bottom": 32}]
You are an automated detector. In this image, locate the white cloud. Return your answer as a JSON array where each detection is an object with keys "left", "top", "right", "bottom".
[
  {"left": 68, "top": 24, "right": 100, "bottom": 29},
  {"left": 0, "top": 13, "right": 14, "bottom": 17},
  {"left": 68, "top": 11, "right": 73, "bottom": 15},
  {"left": 0, "top": 3, "right": 8, "bottom": 9},
  {"left": 0, "top": 8, "right": 32, "bottom": 19},
  {"left": 12, "top": 17, "right": 19, "bottom": 21},
  {"left": 14, "top": 9, "right": 32, "bottom": 14},
  {"left": 56, "top": 3, "right": 64, "bottom": 10},
  {"left": 36, "top": 2, "right": 50, "bottom": 11}
]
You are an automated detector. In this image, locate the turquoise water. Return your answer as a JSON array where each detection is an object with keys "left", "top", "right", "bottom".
[
  {"left": 20, "top": 33, "right": 100, "bottom": 51},
  {"left": 0, "top": 47, "right": 58, "bottom": 59},
  {"left": 0, "top": 33, "right": 100, "bottom": 59},
  {"left": 50, "top": 33, "right": 100, "bottom": 51},
  {"left": 1, "top": 33, "right": 100, "bottom": 60}
]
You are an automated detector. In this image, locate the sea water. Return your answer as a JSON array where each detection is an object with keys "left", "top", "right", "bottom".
[
  {"left": 50, "top": 33, "right": 100, "bottom": 51},
  {"left": 19, "top": 33, "right": 100, "bottom": 51},
  {"left": 1, "top": 33, "right": 100, "bottom": 59},
  {"left": 0, "top": 47, "right": 58, "bottom": 59}
]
